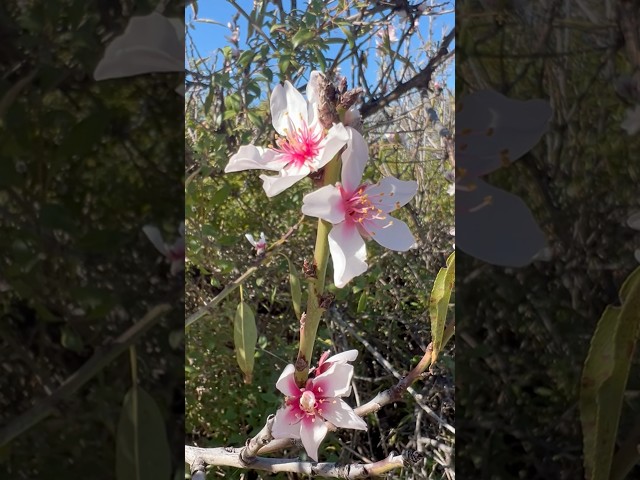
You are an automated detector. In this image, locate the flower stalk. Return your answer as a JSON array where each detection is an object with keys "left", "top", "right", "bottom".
[{"left": 294, "top": 152, "right": 342, "bottom": 386}]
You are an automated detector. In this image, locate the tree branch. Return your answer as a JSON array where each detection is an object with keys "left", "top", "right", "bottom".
[
  {"left": 0, "top": 304, "right": 172, "bottom": 446},
  {"left": 360, "top": 28, "right": 455, "bottom": 119},
  {"left": 185, "top": 445, "right": 422, "bottom": 478}
]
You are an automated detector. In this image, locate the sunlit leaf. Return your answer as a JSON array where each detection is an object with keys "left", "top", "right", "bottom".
[
  {"left": 429, "top": 251, "right": 455, "bottom": 363},
  {"left": 233, "top": 301, "right": 257, "bottom": 384},
  {"left": 580, "top": 265, "right": 640, "bottom": 480}
]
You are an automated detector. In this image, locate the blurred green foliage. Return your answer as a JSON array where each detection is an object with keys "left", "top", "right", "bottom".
[
  {"left": 457, "top": 1, "right": 640, "bottom": 478},
  {"left": 0, "top": 1, "right": 185, "bottom": 479}
]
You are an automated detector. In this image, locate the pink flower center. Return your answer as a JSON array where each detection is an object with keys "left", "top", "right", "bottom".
[
  {"left": 299, "top": 390, "right": 317, "bottom": 413},
  {"left": 342, "top": 185, "right": 388, "bottom": 226},
  {"left": 275, "top": 121, "right": 323, "bottom": 171}
]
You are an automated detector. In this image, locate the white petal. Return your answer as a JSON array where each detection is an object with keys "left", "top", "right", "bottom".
[
  {"left": 275, "top": 364, "right": 300, "bottom": 397},
  {"left": 301, "top": 186, "right": 345, "bottom": 224},
  {"left": 456, "top": 179, "right": 546, "bottom": 267},
  {"left": 271, "top": 81, "right": 308, "bottom": 135},
  {"left": 343, "top": 107, "right": 362, "bottom": 129},
  {"left": 245, "top": 233, "right": 257, "bottom": 246},
  {"left": 94, "top": 13, "right": 183, "bottom": 80},
  {"left": 314, "top": 123, "right": 350, "bottom": 170},
  {"left": 456, "top": 90, "right": 552, "bottom": 177},
  {"left": 366, "top": 216, "right": 416, "bottom": 251},
  {"left": 325, "top": 350, "right": 358, "bottom": 365},
  {"left": 225, "top": 145, "right": 283, "bottom": 173},
  {"left": 365, "top": 177, "right": 418, "bottom": 213},
  {"left": 320, "top": 399, "right": 367, "bottom": 431},
  {"left": 272, "top": 407, "right": 302, "bottom": 440},
  {"left": 340, "top": 128, "right": 369, "bottom": 194},
  {"left": 314, "top": 363, "right": 354, "bottom": 397},
  {"left": 260, "top": 170, "right": 309, "bottom": 197},
  {"left": 628, "top": 212, "right": 640, "bottom": 230},
  {"left": 300, "top": 415, "right": 328, "bottom": 461},
  {"left": 328, "top": 223, "right": 368, "bottom": 288},
  {"left": 143, "top": 225, "right": 168, "bottom": 255}
]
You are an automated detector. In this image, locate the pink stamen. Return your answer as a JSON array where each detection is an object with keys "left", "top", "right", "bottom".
[
  {"left": 342, "top": 185, "right": 389, "bottom": 228},
  {"left": 274, "top": 117, "right": 323, "bottom": 170}
]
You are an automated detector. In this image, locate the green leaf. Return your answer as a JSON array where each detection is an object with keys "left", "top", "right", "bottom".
[
  {"left": 237, "top": 50, "right": 255, "bottom": 68},
  {"left": 313, "top": 47, "right": 326, "bottom": 72},
  {"left": 210, "top": 184, "right": 231, "bottom": 206},
  {"left": 278, "top": 55, "right": 291, "bottom": 77},
  {"left": 283, "top": 255, "right": 302, "bottom": 320},
  {"left": 338, "top": 25, "right": 355, "bottom": 49},
  {"left": 115, "top": 386, "right": 171, "bottom": 480},
  {"left": 224, "top": 93, "right": 242, "bottom": 112},
  {"left": 357, "top": 290, "right": 367, "bottom": 313},
  {"left": 429, "top": 251, "right": 455, "bottom": 363},
  {"left": 234, "top": 301, "right": 257, "bottom": 384},
  {"left": 580, "top": 265, "right": 640, "bottom": 480},
  {"left": 292, "top": 28, "right": 315, "bottom": 49}
]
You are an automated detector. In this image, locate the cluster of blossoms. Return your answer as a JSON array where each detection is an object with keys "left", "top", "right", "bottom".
[
  {"left": 224, "top": 72, "right": 420, "bottom": 460},
  {"left": 226, "top": 71, "right": 418, "bottom": 287},
  {"left": 271, "top": 350, "right": 367, "bottom": 461}
]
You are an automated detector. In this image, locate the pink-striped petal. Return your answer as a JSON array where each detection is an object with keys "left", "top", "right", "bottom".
[
  {"left": 299, "top": 415, "right": 328, "bottom": 461},
  {"left": 275, "top": 364, "right": 300, "bottom": 397},
  {"left": 272, "top": 406, "right": 302, "bottom": 440}
]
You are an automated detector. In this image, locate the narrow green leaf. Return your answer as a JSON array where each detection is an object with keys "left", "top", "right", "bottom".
[
  {"left": 115, "top": 386, "right": 171, "bottom": 480},
  {"left": 233, "top": 301, "right": 257, "bottom": 384},
  {"left": 284, "top": 257, "right": 302, "bottom": 320},
  {"left": 292, "top": 28, "right": 315, "bottom": 49},
  {"left": 580, "top": 265, "right": 640, "bottom": 480},
  {"left": 237, "top": 50, "right": 255, "bottom": 68},
  {"left": 339, "top": 25, "right": 355, "bottom": 49},
  {"left": 278, "top": 55, "right": 291, "bottom": 77},
  {"left": 313, "top": 47, "right": 326, "bottom": 72},
  {"left": 429, "top": 251, "right": 455, "bottom": 363},
  {"left": 357, "top": 290, "right": 367, "bottom": 313}
]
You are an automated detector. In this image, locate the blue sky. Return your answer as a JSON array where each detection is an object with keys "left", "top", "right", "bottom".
[{"left": 185, "top": 0, "right": 454, "bottom": 91}]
